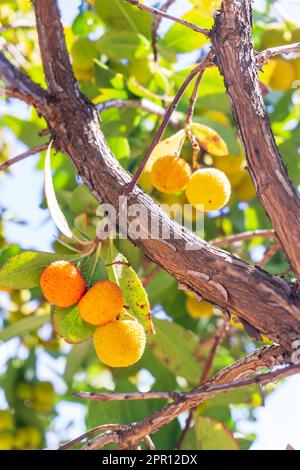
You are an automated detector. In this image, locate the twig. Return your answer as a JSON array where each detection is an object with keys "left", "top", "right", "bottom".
[
  {"left": 59, "top": 424, "right": 128, "bottom": 450},
  {"left": 152, "top": 0, "right": 177, "bottom": 61},
  {"left": 185, "top": 71, "right": 204, "bottom": 127},
  {"left": 124, "top": 54, "right": 214, "bottom": 195},
  {"left": 74, "top": 390, "right": 179, "bottom": 402},
  {"left": 210, "top": 229, "right": 277, "bottom": 247},
  {"left": 184, "top": 69, "right": 206, "bottom": 169},
  {"left": 257, "top": 42, "right": 300, "bottom": 65},
  {"left": 83, "top": 431, "right": 119, "bottom": 450},
  {"left": 257, "top": 242, "right": 281, "bottom": 268},
  {"left": 96, "top": 98, "right": 183, "bottom": 128},
  {"left": 0, "top": 143, "right": 48, "bottom": 173},
  {"left": 143, "top": 435, "right": 156, "bottom": 450},
  {"left": 124, "top": 0, "right": 210, "bottom": 36},
  {"left": 0, "top": 21, "right": 35, "bottom": 34},
  {"left": 177, "top": 318, "right": 230, "bottom": 449}
]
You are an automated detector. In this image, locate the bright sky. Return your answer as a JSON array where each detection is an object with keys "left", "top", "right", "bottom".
[{"left": 0, "top": 0, "right": 300, "bottom": 450}]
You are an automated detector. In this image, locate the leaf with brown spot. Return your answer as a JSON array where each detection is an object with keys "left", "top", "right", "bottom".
[{"left": 191, "top": 122, "right": 228, "bottom": 156}]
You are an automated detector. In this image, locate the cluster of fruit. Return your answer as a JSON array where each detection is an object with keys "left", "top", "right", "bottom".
[
  {"left": 146, "top": 125, "right": 255, "bottom": 214},
  {"left": 0, "top": 410, "right": 42, "bottom": 450},
  {"left": 40, "top": 261, "right": 146, "bottom": 368}
]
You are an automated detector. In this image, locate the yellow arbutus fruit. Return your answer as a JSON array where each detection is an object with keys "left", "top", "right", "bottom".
[
  {"left": 93, "top": 319, "right": 146, "bottom": 367},
  {"left": 145, "top": 130, "right": 186, "bottom": 173},
  {"left": 186, "top": 297, "right": 213, "bottom": 319},
  {"left": 150, "top": 155, "right": 192, "bottom": 194},
  {"left": 78, "top": 279, "right": 123, "bottom": 326},
  {"left": 40, "top": 261, "right": 86, "bottom": 308},
  {"left": 190, "top": 123, "right": 228, "bottom": 157},
  {"left": 234, "top": 172, "right": 256, "bottom": 201},
  {"left": 185, "top": 168, "right": 231, "bottom": 212},
  {"left": 213, "top": 155, "right": 246, "bottom": 188}
]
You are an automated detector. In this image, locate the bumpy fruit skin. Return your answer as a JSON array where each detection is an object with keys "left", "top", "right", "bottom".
[
  {"left": 40, "top": 261, "right": 86, "bottom": 308},
  {"left": 185, "top": 168, "right": 231, "bottom": 212},
  {"left": 186, "top": 298, "right": 213, "bottom": 319},
  {"left": 78, "top": 280, "right": 123, "bottom": 326},
  {"left": 0, "top": 410, "right": 14, "bottom": 432},
  {"left": 93, "top": 319, "right": 146, "bottom": 367},
  {"left": 150, "top": 155, "right": 192, "bottom": 194}
]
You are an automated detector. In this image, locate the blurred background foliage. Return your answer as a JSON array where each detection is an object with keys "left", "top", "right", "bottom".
[{"left": 0, "top": 0, "right": 299, "bottom": 450}]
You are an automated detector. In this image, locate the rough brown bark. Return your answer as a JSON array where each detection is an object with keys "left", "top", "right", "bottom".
[
  {"left": 0, "top": 0, "right": 290, "bottom": 352},
  {"left": 211, "top": 0, "right": 300, "bottom": 281}
]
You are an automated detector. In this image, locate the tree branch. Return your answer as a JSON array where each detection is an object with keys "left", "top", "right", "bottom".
[
  {"left": 257, "top": 42, "right": 300, "bottom": 63},
  {"left": 124, "top": 0, "right": 210, "bottom": 36},
  {"left": 211, "top": 0, "right": 300, "bottom": 281},
  {"left": 151, "top": 0, "right": 177, "bottom": 61},
  {"left": 125, "top": 53, "right": 214, "bottom": 194},
  {"left": 32, "top": 0, "right": 77, "bottom": 96},
  {"left": 210, "top": 229, "right": 277, "bottom": 247},
  {"left": 27, "top": 0, "right": 300, "bottom": 353},
  {"left": 96, "top": 98, "right": 182, "bottom": 128},
  {"left": 0, "top": 144, "right": 48, "bottom": 173},
  {"left": 177, "top": 318, "right": 230, "bottom": 449},
  {"left": 0, "top": 51, "right": 49, "bottom": 113}
]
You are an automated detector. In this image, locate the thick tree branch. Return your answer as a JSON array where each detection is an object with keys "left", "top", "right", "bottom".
[
  {"left": 32, "top": 0, "right": 77, "bottom": 96},
  {"left": 0, "top": 51, "right": 49, "bottom": 113},
  {"left": 27, "top": 0, "right": 300, "bottom": 353},
  {"left": 211, "top": 0, "right": 300, "bottom": 281}
]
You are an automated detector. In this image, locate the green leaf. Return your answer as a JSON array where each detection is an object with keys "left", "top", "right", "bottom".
[
  {"left": 69, "top": 185, "right": 98, "bottom": 215},
  {"left": 52, "top": 305, "right": 96, "bottom": 344},
  {"left": 94, "top": 60, "right": 125, "bottom": 89},
  {"left": 195, "top": 416, "right": 240, "bottom": 450},
  {"left": 0, "top": 314, "right": 51, "bottom": 343},
  {"left": 102, "top": 244, "right": 153, "bottom": 332},
  {"left": 95, "top": 0, "right": 152, "bottom": 38},
  {"left": 162, "top": 9, "right": 210, "bottom": 53},
  {"left": 107, "top": 136, "right": 130, "bottom": 160},
  {"left": 147, "top": 319, "right": 207, "bottom": 384},
  {"left": 0, "top": 251, "right": 78, "bottom": 289},
  {"left": 79, "top": 253, "right": 108, "bottom": 287},
  {"left": 97, "top": 31, "right": 150, "bottom": 60},
  {"left": 44, "top": 142, "right": 75, "bottom": 240}
]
